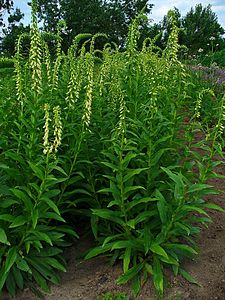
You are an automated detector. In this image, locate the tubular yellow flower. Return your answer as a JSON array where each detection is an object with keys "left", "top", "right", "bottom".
[
  {"left": 43, "top": 103, "right": 50, "bottom": 154},
  {"left": 43, "top": 41, "right": 52, "bottom": 89},
  {"left": 29, "top": 0, "right": 42, "bottom": 97},
  {"left": 15, "top": 34, "right": 26, "bottom": 106},
  {"left": 118, "top": 89, "right": 126, "bottom": 135},
  {"left": 52, "top": 105, "right": 63, "bottom": 153},
  {"left": 82, "top": 53, "right": 94, "bottom": 130},
  {"left": 43, "top": 104, "right": 62, "bottom": 155},
  {"left": 52, "top": 56, "right": 62, "bottom": 92}
]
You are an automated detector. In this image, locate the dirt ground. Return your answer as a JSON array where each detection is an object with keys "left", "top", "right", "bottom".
[{"left": 2, "top": 145, "right": 225, "bottom": 300}]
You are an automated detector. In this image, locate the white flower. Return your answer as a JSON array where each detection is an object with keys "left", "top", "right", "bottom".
[
  {"left": 198, "top": 48, "right": 203, "bottom": 53},
  {"left": 209, "top": 36, "right": 215, "bottom": 41}
]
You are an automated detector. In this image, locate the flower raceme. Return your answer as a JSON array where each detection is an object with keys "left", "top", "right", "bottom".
[{"left": 43, "top": 104, "right": 63, "bottom": 155}]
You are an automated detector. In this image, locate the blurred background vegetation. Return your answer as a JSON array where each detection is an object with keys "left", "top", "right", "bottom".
[{"left": 0, "top": 0, "right": 225, "bottom": 67}]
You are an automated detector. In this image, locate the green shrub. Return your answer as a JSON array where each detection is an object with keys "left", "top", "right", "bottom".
[
  {"left": 0, "top": 57, "right": 14, "bottom": 68},
  {"left": 201, "top": 49, "right": 225, "bottom": 68}
]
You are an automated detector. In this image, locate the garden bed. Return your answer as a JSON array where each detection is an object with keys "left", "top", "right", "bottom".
[
  {"left": 4, "top": 166, "right": 223, "bottom": 300},
  {"left": 1, "top": 6, "right": 225, "bottom": 300}
]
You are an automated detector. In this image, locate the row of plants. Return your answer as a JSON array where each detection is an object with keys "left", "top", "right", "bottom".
[{"left": 0, "top": 2, "right": 224, "bottom": 298}]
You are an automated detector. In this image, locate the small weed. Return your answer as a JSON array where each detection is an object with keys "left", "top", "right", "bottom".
[{"left": 97, "top": 291, "right": 129, "bottom": 300}]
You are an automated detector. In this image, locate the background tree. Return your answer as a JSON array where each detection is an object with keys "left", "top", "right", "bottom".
[
  {"left": 0, "top": 8, "right": 29, "bottom": 56},
  {"left": 112, "top": 0, "right": 153, "bottom": 46},
  {"left": 36, "top": 0, "right": 153, "bottom": 49},
  {"left": 36, "top": 0, "right": 61, "bottom": 32},
  {"left": 0, "top": 0, "right": 14, "bottom": 26},
  {"left": 119, "top": 0, "right": 153, "bottom": 24},
  {"left": 182, "top": 4, "right": 224, "bottom": 54}
]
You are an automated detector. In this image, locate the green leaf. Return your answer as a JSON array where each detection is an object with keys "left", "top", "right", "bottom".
[
  {"left": 0, "top": 269, "right": 7, "bottom": 290},
  {"left": 97, "top": 188, "right": 113, "bottom": 194},
  {"left": 85, "top": 243, "right": 113, "bottom": 259},
  {"left": 110, "top": 181, "right": 121, "bottom": 198},
  {"left": 0, "top": 185, "right": 11, "bottom": 196},
  {"left": 111, "top": 240, "right": 139, "bottom": 251},
  {"left": 0, "top": 214, "right": 14, "bottom": 222},
  {"left": 150, "top": 244, "right": 168, "bottom": 259},
  {"left": 132, "top": 274, "right": 141, "bottom": 297},
  {"left": 0, "top": 228, "right": 10, "bottom": 245},
  {"left": 117, "top": 262, "right": 144, "bottom": 285},
  {"left": 42, "top": 189, "right": 61, "bottom": 199},
  {"left": 27, "top": 258, "right": 60, "bottom": 285},
  {"left": 107, "top": 199, "right": 120, "bottom": 208},
  {"left": 42, "top": 257, "right": 66, "bottom": 272},
  {"left": 153, "top": 256, "right": 164, "bottom": 295},
  {"left": 102, "top": 234, "right": 123, "bottom": 247},
  {"left": 34, "top": 247, "right": 62, "bottom": 257},
  {"left": 188, "top": 184, "right": 213, "bottom": 193},
  {"left": 57, "top": 227, "right": 79, "bottom": 238},
  {"left": 16, "top": 257, "right": 31, "bottom": 273},
  {"left": 31, "top": 232, "right": 53, "bottom": 246},
  {"left": 13, "top": 266, "right": 24, "bottom": 289},
  {"left": 165, "top": 243, "right": 198, "bottom": 255},
  {"left": 203, "top": 203, "right": 225, "bottom": 213},
  {"left": 126, "top": 197, "right": 158, "bottom": 211},
  {"left": 175, "top": 222, "right": 191, "bottom": 235},
  {"left": 145, "top": 262, "right": 153, "bottom": 274},
  {"left": 159, "top": 255, "right": 179, "bottom": 266},
  {"left": 123, "top": 247, "right": 131, "bottom": 273},
  {"left": 51, "top": 165, "right": 68, "bottom": 176},
  {"left": 5, "top": 151, "right": 24, "bottom": 165},
  {"left": 65, "top": 188, "right": 91, "bottom": 196},
  {"left": 126, "top": 219, "right": 135, "bottom": 229},
  {"left": 32, "top": 269, "right": 50, "bottom": 293},
  {"left": 6, "top": 271, "right": 16, "bottom": 296},
  {"left": 10, "top": 188, "right": 33, "bottom": 211},
  {"left": 5, "top": 247, "right": 18, "bottom": 273},
  {"left": 182, "top": 205, "right": 209, "bottom": 216},
  {"left": 127, "top": 210, "right": 157, "bottom": 227},
  {"left": 101, "top": 162, "right": 118, "bottom": 171},
  {"left": 151, "top": 148, "right": 172, "bottom": 166},
  {"left": 179, "top": 268, "right": 199, "bottom": 285},
  {"left": 9, "top": 215, "right": 27, "bottom": 228},
  {"left": 161, "top": 167, "right": 183, "bottom": 184},
  {"left": 143, "top": 225, "right": 153, "bottom": 255},
  {"left": 41, "top": 197, "right": 60, "bottom": 215},
  {"left": 123, "top": 168, "right": 148, "bottom": 182},
  {"left": 0, "top": 163, "right": 9, "bottom": 169},
  {"left": 41, "top": 212, "right": 65, "bottom": 222},
  {"left": 32, "top": 209, "right": 39, "bottom": 229},
  {"left": 92, "top": 209, "right": 125, "bottom": 226},
  {"left": 91, "top": 215, "right": 98, "bottom": 239},
  {"left": 172, "top": 265, "right": 179, "bottom": 276},
  {"left": 124, "top": 185, "right": 145, "bottom": 194},
  {"left": 28, "top": 162, "right": 44, "bottom": 180},
  {"left": 156, "top": 190, "right": 168, "bottom": 224},
  {"left": 161, "top": 168, "right": 185, "bottom": 202},
  {"left": 122, "top": 152, "right": 137, "bottom": 168},
  {"left": 0, "top": 199, "right": 18, "bottom": 208}
]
